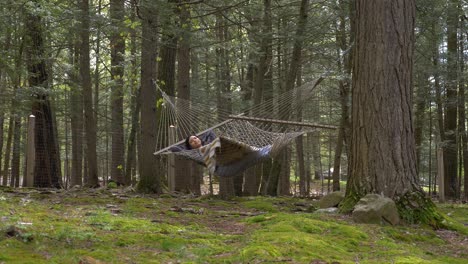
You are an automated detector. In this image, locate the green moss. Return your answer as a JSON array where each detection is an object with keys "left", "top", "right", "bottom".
[
  {"left": 240, "top": 197, "right": 278, "bottom": 212},
  {"left": 395, "top": 192, "right": 445, "bottom": 228},
  {"left": 339, "top": 190, "right": 363, "bottom": 213},
  {"left": 2, "top": 190, "right": 468, "bottom": 264}
]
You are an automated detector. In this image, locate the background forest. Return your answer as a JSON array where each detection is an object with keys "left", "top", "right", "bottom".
[{"left": 0, "top": 0, "right": 466, "bottom": 201}]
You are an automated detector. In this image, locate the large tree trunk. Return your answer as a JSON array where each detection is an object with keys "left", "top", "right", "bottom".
[
  {"left": 110, "top": 0, "right": 126, "bottom": 185},
  {"left": 137, "top": 0, "right": 161, "bottom": 193},
  {"left": 342, "top": 0, "right": 442, "bottom": 226},
  {"left": 443, "top": 0, "right": 459, "bottom": 199},
  {"left": 25, "top": 3, "right": 62, "bottom": 188},
  {"left": 81, "top": 0, "right": 99, "bottom": 187}
]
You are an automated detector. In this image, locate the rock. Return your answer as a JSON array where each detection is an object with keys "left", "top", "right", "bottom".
[
  {"left": 352, "top": 194, "right": 400, "bottom": 225},
  {"left": 315, "top": 207, "right": 339, "bottom": 214},
  {"left": 318, "top": 192, "right": 345, "bottom": 208}
]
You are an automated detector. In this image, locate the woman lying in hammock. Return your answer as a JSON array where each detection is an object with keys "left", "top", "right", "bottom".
[{"left": 181, "top": 131, "right": 272, "bottom": 177}]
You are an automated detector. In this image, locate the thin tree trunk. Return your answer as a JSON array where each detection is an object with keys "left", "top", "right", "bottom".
[
  {"left": 460, "top": 29, "right": 468, "bottom": 201},
  {"left": 215, "top": 10, "right": 235, "bottom": 198},
  {"left": 332, "top": 0, "right": 352, "bottom": 192},
  {"left": 414, "top": 73, "right": 429, "bottom": 175},
  {"left": 110, "top": 0, "right": 126, "bottom": 185},
  {"left": 69, "top": 28, "right": 83, "bottom": 187},
  {"left": 10, "top": 117, "right": 21, "bottom": 187},
  {"left": 94, "top": 0, "right": 102, "bottom": 182},
  {"left": 2, "top": 117, "right": 13, "bottom": 186},
  {"left": 0, "top": 114, "right": 4, "bottom": 185},
  {"left": 176, "top": 0, "right": 201, "bottom": 194},
  {"left": 81, "top": 0, "right": 98, "bottom": 187},
  {"left": 125, "top": 0, "right": 140, "bottom": 186}
]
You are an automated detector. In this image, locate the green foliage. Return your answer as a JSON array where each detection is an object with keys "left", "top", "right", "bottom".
[{"left": 107, "top": 181, "right": 118, "bottom": 189}]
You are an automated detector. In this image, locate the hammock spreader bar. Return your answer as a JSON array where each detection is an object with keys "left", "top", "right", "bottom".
[{"left": 228, "top": 115, "right": 338, "bottom": 130}]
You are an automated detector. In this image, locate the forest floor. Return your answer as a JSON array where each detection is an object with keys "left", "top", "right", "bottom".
[{"left": 0, "top": 185, "right": 467, "bottom": 264}]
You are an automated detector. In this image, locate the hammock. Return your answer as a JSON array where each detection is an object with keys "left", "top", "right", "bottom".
[{"left": 153, "top": 76, "right": 337, "bottom": 177}]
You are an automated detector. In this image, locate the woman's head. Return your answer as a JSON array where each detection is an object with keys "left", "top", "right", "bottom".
[{"left": 185, "top": 135, "right": 202, "bottom": 149}]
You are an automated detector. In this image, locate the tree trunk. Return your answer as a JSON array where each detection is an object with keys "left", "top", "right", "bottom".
[
  {"left": 443, "top": 0, "right": 459, "bottom": 199},
  {"left": 215, "top": 10, "right": 235, "bottom": 198},
  {"left": 137, "top": 0, "right": 161, "bottom": 193},
  {"left": 342, "top": 0, "right": 443, "bottom": 226},
  {"left": 10, "top": 117, "right": 21, "bottom": 187},
  {"left": 81, "top": 0, "right": 99, "bottom": 187},
  {"left": 2, "top": 117, "right": 13, "bottom": 186},
  {"left": 25, "top": 4, "right": 62, "bottom": 188},
  {"left": 68, "top": 32, "right": 83, "bottom": 187},
  {"left": 175, "top": 1, "right": 200, "bottom": 194},
  {"left": 332, "top": 0, "right": 352, "bottom": 192},
  {"left": 0, "top": 114, "right": 4, "bottom": 185},
  {"left": 414, "top": 72, "right": 429, "bottom": 176},
  {"left": 242, "top": 45, "right": 258, "bottom": 196},
  {"left": 460, "top": 29, "right": 468, "bottom": 201},
  {"left": 93, "top": 0, "right": 103, "bottom": 183},
  {"left": 110, "top": 0, "right": 126, "bottom": 185},
  {"left": 125, "top": 0, "right": 140, "bottom": 186}
]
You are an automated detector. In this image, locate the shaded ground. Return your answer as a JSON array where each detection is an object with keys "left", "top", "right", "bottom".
[{"left": 0, "top": 186, "right": 467, "bottom": 264}]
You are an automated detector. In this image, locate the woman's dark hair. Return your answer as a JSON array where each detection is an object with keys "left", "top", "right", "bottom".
[{"left": 185, "top": 135, "right": 193, "bottom": 149}]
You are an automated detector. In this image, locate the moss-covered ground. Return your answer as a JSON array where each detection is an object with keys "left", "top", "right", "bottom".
[{"left": 0, "top": 186, "right": 467, "bottom": 264}]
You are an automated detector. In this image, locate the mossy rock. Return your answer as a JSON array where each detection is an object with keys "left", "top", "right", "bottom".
[
  {"left": 318, "top": 191, "right": 345, "bottom": 209},
  {"left": 352, "top": 194, "right": 400, "bottom": 225}
]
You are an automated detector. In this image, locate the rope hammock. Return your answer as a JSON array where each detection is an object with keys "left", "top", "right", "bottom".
[{"left": 153, "top": 76, "right": 337, "bottom": 177}]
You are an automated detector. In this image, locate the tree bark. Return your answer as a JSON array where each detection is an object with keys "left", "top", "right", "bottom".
[
  {"left": 459, "top": 29, "right": 468, "bottom": 202},
  {"left": 0, "top": 115, "right": 4, "bottom": 185},
  {"left": 137, "top": 0, "right": 161, "bottom": 193},
  {"left": 80, "top": 0, "right": 99, "bottom": 187},
  {"left": 69, "top": 30, "right": 83, "bottom": 187},
  {"left": 125, "top": 0, "right": 140, "bottom": 186},
  {"left": 332, "top": 0, "right": 352, "bottom": 192},
  {"left": 110, "top": 0, "right": 126, "bottom": 185},
  {"left": 10, "top": 117, "right": 21, "bottom": 187},
  {"left": 342, "top": 0, "right": 442, "bottom": 226},
  {"left": 2, "top": 117, "right": 13, "bottom": 186},
  {"left": 175, "top": 0, "right": 201, "bottom": 194},
  {"left": 215, "top": 10, "right": 236, "bottom": 198},
  {"left": 443, "top": 0, "right": 459, "bottom": 199},
  {"left": 25, "top": 3, "right": 62, "bottom": 188}
]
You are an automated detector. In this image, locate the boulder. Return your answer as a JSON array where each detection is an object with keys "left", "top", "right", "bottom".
[
  {"left": 318, "top": 191, "right": 345, "bottom": 208},
  {"left": 352, "top": 194, "right": 400, "bottom": 225}
]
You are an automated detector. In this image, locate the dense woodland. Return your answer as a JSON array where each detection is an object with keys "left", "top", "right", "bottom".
[{"left": 0, "top": 0, "right": 466, "bottom": 213}]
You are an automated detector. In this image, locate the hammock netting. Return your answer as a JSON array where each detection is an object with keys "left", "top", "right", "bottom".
[{"left": 153, "top": 77, "right": 338, "bottom": 177}]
